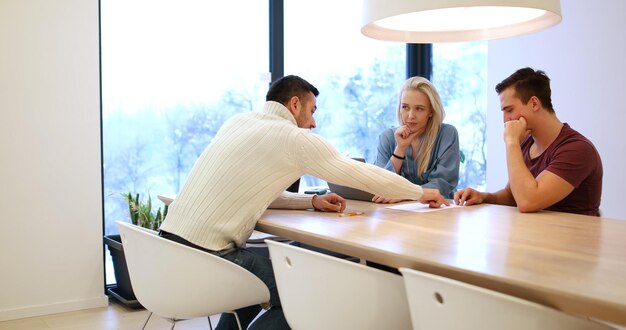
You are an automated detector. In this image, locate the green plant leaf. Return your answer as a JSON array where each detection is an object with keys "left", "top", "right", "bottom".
[{"left": 122, "top": 191, "right": 169, "bottom": 230}]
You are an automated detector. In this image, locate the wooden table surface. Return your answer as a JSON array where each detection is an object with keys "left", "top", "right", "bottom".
[{"left": 256, "top": 201, "right": 626, "bottom": 326}]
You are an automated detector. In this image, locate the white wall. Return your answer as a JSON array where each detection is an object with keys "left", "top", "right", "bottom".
[
  {"left": 487, "top": 0, "right": 626, "bottom": 219},
  {"left": 0, "top": 0, "right": 107, "bottom": 320}
]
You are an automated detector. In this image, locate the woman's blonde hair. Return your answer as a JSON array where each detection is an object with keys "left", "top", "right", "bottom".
[{"left": 396, "top": 76, "right": 445, "bottom": 179}]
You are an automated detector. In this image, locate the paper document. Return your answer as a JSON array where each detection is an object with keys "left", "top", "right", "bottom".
[{"left": 386, "top": 202, "right": 458, "bottom": 213}]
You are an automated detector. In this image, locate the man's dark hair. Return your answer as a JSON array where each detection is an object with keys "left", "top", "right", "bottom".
[
  {"left": 495, "top": 67, "right": 555, "bottom": 113},
  {"left": 266, "top": 75, "right": 319, "bottom": 105}
]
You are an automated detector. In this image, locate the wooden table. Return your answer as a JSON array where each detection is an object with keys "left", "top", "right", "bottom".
[{"left": 256, "top": 201, "right": 626, "bottom": 326}]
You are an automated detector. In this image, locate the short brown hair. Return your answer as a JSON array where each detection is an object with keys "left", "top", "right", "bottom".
[
  {"left": 495, "top": 67, "right": 554, "bottom": 113},
  {"left": 266, "top": 75, "right": 319, "bottom": 106}
]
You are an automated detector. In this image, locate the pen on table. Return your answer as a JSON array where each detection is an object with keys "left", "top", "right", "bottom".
[{"left": 338, "top": 211, "right": 364, "bottom": 217}]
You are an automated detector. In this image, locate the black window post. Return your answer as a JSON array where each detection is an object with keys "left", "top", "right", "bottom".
[
  {"left": 270, "top": 0, "right": 300, "bottom": 192},
  {"left": 269, "top": 0, "right": 284, "bottom": 84},
  {"left": 407, "top": 43, "right": 432, "bottom": 79}
]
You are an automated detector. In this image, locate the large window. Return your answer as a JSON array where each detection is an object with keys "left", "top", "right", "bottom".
[
  {"left": 101, "top": 0, "right": 268, "bottom": 283},
  {"left": 101, "top": 0, "right": 268, "bottom": 236},
  {"left": 432, "top": 42, "right": 488, "bottom": 191},
  {"left": 284, "top": 0, "right": 406, "bottom": 187},
  {"left": 101, "top": 1, "right": 487, "bottom": 286}
]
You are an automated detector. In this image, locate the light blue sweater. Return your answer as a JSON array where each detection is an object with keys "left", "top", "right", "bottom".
[{"left": 375, "top": 124, "right": 460, "bottom": 199}]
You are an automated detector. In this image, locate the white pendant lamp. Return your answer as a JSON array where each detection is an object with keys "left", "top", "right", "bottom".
[{"left": 361, "top": 0, "right": 562, "bottom": 43}]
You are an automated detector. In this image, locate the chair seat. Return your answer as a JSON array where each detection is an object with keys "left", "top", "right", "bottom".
[{"left": 117, "top": 221, "right": 270, "bottom": 322}]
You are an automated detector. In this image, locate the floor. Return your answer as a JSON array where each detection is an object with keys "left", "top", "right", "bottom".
[
  {"left": 2, "top": 297, "right": 625, "bottom": 330},
  {"left": 0, "top": 298, "right": 221, "bottom": 330}
]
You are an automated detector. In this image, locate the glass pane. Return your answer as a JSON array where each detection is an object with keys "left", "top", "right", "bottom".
[
  {"left": 101, "top": 0, "right": 268, "bottom": 283},
  {"left": 432, "top": 42, "right": 488, "bottom": 191},
  {"left": 284, "top": 0, "right": 406, "bottom": 189}
]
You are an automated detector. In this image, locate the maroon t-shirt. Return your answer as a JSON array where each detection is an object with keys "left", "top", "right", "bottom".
[{"left": 521, "top": 124, "right": 603, "bottom": 216}]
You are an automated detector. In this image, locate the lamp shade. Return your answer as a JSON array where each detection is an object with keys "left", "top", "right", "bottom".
[{"left": 361, "top": 0, "right": 562, "bottom": 42}]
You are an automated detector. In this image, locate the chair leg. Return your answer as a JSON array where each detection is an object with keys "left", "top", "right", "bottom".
[
  {"left": 231, "top": 311, "right": 243, "bottom": 330},
  {"left": 142, "top": 311, "right": 153, "bottom": 330},
  {"left": 208, "top": 316, "right": 213, "bottom": 330}
]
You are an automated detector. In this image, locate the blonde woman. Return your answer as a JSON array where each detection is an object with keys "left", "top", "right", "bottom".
[{"left": 374, "top": 76, "right": 460, "bottom": 200}]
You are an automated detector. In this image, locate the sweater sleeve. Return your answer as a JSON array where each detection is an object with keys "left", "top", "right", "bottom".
[
  {"left": 296, "top": 131, "right": 424, "bottom": 200},
  {"left": 268, "top": 191, "right": 314, "bottom": 209}
]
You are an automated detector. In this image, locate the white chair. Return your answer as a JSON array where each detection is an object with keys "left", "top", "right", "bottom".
[
  {"left": 157, "top": 194, "right": 176, "bottom": 205},
  {"left": 399, "top": 267, "right": 615, "bottom": 330},
  {"left": 116, "top": 221, "right": 270, "bottom": 330},
  {"left": 265, "top": 240, "right": 412, "bottom": 330}
]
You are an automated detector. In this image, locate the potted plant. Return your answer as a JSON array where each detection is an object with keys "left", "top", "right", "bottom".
[{"left": 104, "top": 192, "right": 168, "bottom": 308}]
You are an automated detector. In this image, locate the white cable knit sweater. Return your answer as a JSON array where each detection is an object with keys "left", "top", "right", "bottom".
[{"left": 160, "top": 101, "right": 424, "bottom": 251}]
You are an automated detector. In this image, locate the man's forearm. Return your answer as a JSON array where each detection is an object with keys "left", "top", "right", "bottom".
[
  {"left": 505, "top": 141, "right": 538, "bottom": 207},
  {"left": 483, "top": 188, "right": 516, "bottom": 206}
]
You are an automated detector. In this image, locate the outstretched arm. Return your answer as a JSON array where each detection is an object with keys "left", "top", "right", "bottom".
[
  {"left": 454, "top": 184, "right": 516, "bottom": 206},
  {"left": 300, "top": 133, "right": 425, "bottom": 201}
]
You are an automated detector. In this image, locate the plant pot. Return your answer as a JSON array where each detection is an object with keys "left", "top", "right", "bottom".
[{"left": 104, "top": 234, "right": 142, "bottom": 309}]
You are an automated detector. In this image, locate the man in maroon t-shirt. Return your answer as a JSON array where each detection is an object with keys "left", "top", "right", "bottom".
[{"left": 454, "top": 67, "right": 603, "bottom": 216}]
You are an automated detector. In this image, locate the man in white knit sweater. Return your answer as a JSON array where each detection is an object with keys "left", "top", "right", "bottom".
[{"left": 159, "top": 75, "right": 448, "bottom": 329}]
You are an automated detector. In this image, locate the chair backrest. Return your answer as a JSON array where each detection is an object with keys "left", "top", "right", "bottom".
[
  {"left": 398, "top": 268, "right": 614, "bottom": 330},
  {"left": 266, "top": 240, "right": 412, "bottom": 330},
  {"left": 157, "top": 194, "right": 175, "bottom": 205},
  {"left": 117, "top": 221, "right": 269, "bottom": 320}
]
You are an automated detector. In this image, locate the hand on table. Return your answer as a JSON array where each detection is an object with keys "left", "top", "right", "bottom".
[
  {"left": 312, "top": 193, "right": 346, "bottom": 213},
  {"left": 419, "top": 188, "right": 450, "bottom": 208},
  {"left": 454, "top": 188, "right": 485, "bottom": 206}
]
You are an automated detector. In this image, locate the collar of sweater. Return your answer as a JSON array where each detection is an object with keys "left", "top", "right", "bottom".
[{"left": 263, "top": 101, "right": 297, "bottom": 126}]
